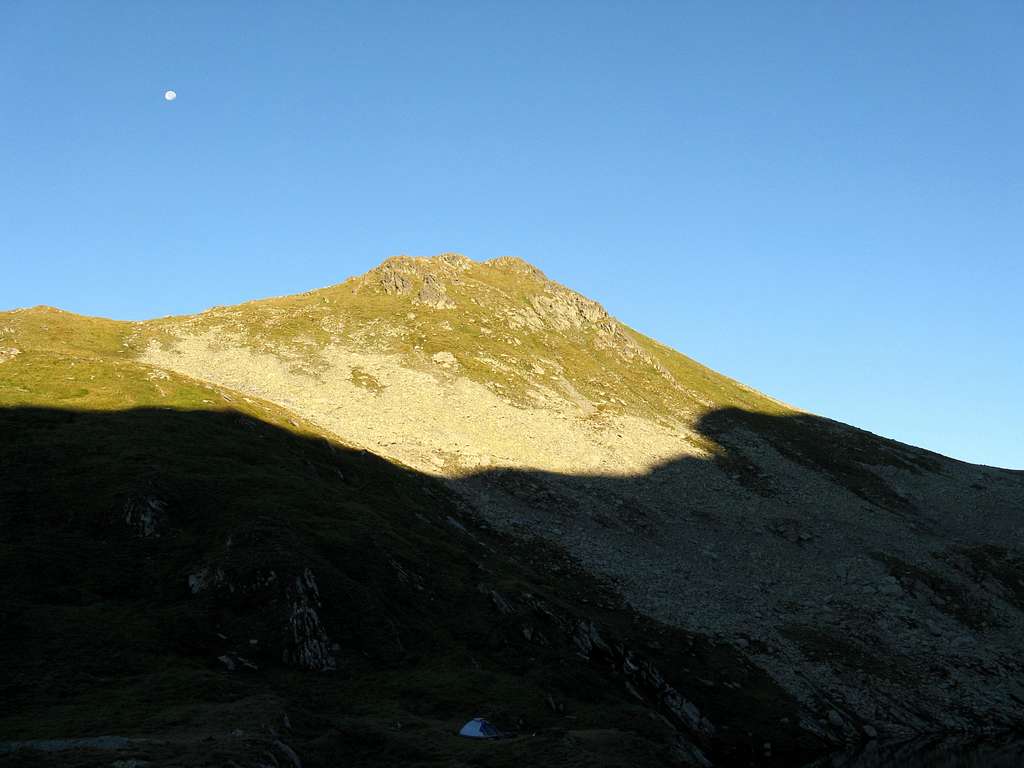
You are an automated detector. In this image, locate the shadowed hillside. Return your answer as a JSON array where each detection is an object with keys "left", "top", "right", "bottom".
[
  {"left": 456, "top": 406, "right": 1024, "bottom": 741},
  {"left": 3, "top": 403, "right": 1023, "bottom": 766},
  {"left": 1, "top": 405, "right": 824, "bottom": 768}
]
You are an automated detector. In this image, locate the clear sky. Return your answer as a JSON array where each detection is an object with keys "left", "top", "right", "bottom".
[{"left": 1, "top": 2, "right": 1021, "bottom": 468}]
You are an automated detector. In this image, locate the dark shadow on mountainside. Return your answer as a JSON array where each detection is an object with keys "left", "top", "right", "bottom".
[
  {"left": 1, "top": 404, "right": 1022, "bottom": 766},
  {"left": 1, "top": 404, "right": 822, "bottom": 768}
]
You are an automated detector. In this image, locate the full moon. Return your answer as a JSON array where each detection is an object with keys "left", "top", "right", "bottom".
[{"left": 164, "top": 90, "right": 177, "bottom": 101}]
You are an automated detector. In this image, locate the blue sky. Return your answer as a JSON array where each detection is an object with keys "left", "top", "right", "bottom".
[{"left": 1, "top": 2, "right": 1021, "bottom": 468}]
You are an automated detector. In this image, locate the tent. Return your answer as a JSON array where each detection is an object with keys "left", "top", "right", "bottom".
[{"left": 458, "top": 718, "right": 500, "bottom": 738}]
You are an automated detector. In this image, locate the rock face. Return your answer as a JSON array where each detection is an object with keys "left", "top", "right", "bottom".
[
  {"left": 415, "top": 274, "right": 456, "bottom": 309},
  {"left": 376, "top": 264, "right": 412, "bottom": 296},
  {"left": 282, "top": 568, "right": 336, "bottom": 671},
  {"left": 480, "top": 585, "right": 716, "bottom": 765},
  {"left": 185, "top": 559, "right": 336, "bottom": 672},
  {"left": 122, "top": 494, "right": 166, "bottom": 537},
  {"left": 572, "top": 619, "right": 714, "bottom": 743}
]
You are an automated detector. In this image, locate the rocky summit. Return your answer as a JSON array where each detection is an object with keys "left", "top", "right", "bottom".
[{"left": 1, "top": 253, "right": 1022, "bottom": 767}]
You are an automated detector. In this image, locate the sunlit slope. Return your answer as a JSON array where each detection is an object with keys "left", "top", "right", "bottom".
[
  {"left": 145, "top": 254, "right": 779, "bottom": 417},
  {"left": 0, "top": 307, "right": 323, "bottom": 438},
  {"left": 135, "top": 254, "right": 790, "bottom": 476}
]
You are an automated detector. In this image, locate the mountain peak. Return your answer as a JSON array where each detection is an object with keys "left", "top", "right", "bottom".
[
  {"left": 360, "top": 252, "right": 547, "bottom": 286},
  {"left": 483, "top": 254, "right": 548, "bottom": 279}
]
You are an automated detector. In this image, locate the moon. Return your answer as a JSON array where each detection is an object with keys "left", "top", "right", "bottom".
[{"left": 164, "top": 90, "right": 177, "bottom": 101}]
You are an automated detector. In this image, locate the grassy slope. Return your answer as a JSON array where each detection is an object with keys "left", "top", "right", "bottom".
[
  {"left": 138, "top": 256, "right": 783, "bottom": 426},
  {"left": 0, "top": 306, "right": 323, "bottom": 430}
]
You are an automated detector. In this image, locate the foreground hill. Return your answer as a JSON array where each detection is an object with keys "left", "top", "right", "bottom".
[{"left": 2, "top": 253, "right": 1023, "bottom": 766}]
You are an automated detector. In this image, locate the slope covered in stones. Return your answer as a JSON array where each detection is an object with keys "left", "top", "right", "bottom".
[{"left": 136, "top": 253, "right": 782, "bottom": 476}]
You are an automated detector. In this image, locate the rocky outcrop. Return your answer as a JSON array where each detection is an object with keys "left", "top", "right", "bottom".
[
  {"left": 122, "top": 494, "right": 166, "bottom": 537},
  {"left": 377, "top": 266, "right": 412, "bottom": 295},
  {"left": 185, "top": 562, "right": 336, "bottom": 672},
  {"left": 528, "top": 290, "right": 607, "bottom": 331},
  {"left": 282, "top": 568, "right": 336, "bottom": 671},
  {"left": 415, "top": 274, "right": 455, "bottom": 309},
  {"left": 430, "top": 350, "right": 458, "bottom": 368},
  {"left": 484, "top": 586, "right": 714, "bottom": 764},
  {"left": 485, "top": 255, "right": 547, "bottom": 278},
  {"left": 572, "top": 620, "right": 714, "bottom": 743},
  {"left": 188, "top": 565, "right": 226, "bottom": 594}
]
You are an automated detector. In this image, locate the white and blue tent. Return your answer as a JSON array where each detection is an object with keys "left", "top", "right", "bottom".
[{"left": 458, "top": 718, "right": 500, "bottom": 738}]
